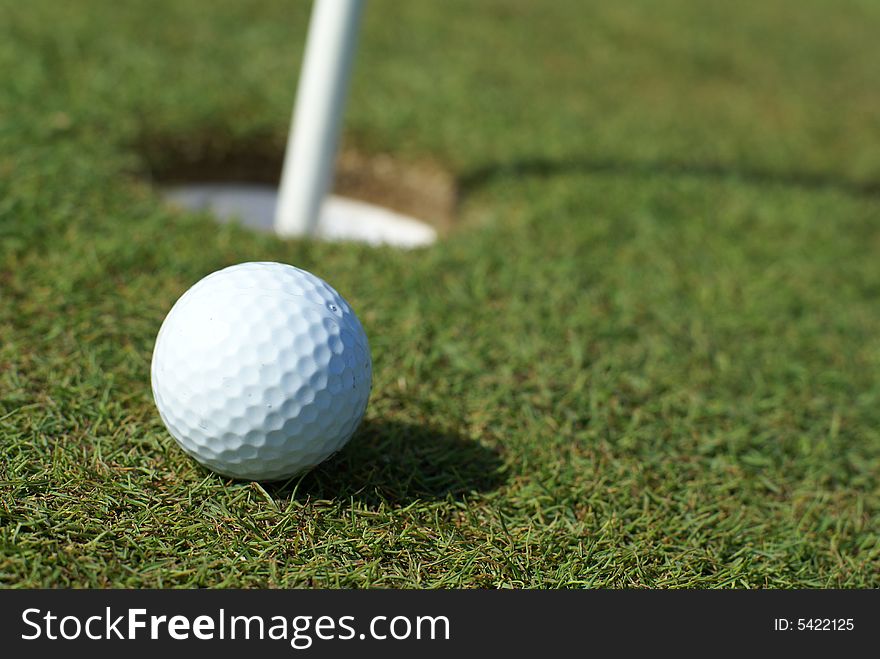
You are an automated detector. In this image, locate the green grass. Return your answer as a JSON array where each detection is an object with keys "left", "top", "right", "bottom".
[{"left": 1, "top": 0, "right": 879, "bottom": 587}]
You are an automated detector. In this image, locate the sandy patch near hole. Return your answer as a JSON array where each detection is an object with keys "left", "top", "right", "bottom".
[{"left": 334, "top": 151, "right": 457, "bottom": 232}]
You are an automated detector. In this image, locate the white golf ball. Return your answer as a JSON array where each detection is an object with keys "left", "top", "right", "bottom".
[{"left": 151, "top": 261, "right": 372, "bottom": 481}]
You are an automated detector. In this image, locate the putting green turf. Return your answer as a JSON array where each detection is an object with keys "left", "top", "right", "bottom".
[{"left": 1, "top": 0, "right": 879, "bottom": 587}]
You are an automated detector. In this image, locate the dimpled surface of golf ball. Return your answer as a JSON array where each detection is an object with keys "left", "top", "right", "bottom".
[{"left": 151, "top": 262, "right": 372, "bottom": 481}]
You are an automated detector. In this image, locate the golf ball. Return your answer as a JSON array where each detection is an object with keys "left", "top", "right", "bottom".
[{"left": 151, "top": 261, "right": 372, "bottom": 481}]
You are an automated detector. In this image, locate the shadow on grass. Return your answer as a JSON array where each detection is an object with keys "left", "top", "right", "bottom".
[
  {"left": 266, "top": 419, "right": 506, "bottom": 507},
  {"left": 459, "top": 156, "right": 880, "bottom": 199}
]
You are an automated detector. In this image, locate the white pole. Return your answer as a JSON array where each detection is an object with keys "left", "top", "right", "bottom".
[{"left": 275, "top": 0, "right": 365, "bottom": 237}]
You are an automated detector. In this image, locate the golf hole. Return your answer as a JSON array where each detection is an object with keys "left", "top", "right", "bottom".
[{"left": 140, "top": 136, "right": 458, "bottom": 248}]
